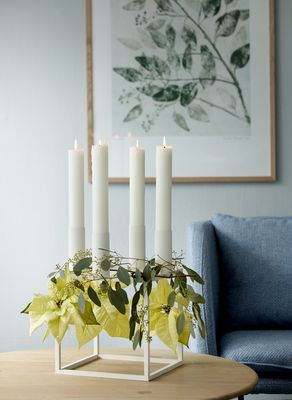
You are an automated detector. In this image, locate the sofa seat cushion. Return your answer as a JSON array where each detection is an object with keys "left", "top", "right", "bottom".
[
  {"left": 219, "top": 330, "right": 292, "bottom": 374},
  {"left": 211, "top": 214, "right": 292, "bottom": 330}
]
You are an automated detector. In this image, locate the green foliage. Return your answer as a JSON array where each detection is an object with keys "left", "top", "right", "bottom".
[{"left": 74, "top": 257, "right": 92, "bottom": 276}]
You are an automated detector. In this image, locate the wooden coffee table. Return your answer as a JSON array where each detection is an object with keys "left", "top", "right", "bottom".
[{"left": 0, "top": 348, "right": 257, "bottom": 399}]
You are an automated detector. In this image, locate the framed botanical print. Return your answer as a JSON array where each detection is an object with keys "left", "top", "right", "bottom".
[{"left": 86, "top": 0, "right": 275, "bottom": 182}]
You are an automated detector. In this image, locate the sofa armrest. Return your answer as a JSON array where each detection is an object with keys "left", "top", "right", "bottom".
[{"left": 187, "top": 221, "right": 220, "bottom": 355}]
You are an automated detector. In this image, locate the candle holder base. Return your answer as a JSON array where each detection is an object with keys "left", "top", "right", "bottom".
[{"left": 55, "top": 336, "right": 183, "bottom": 381}]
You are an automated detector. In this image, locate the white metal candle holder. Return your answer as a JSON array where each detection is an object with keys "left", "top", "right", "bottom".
[{"left": 55, "top": 292, "right": 184, "bottom": 381}]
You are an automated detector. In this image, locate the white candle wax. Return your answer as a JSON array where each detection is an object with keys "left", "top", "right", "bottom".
[
  {"left": 68, "top": 140, "right": 85, "bottom": 257},
  {"left": 155, "top": 137, "right": 172, "bottom": 269},
  {"left": 92, "top": 141, "right": 110, "bottom": 276},
  {"left": 129, "top": 140, "right": 145, "bottom": 270}
]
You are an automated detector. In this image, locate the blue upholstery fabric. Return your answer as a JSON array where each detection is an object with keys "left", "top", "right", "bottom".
[
  {"left": 219, "top": 330, "right": 292, "bottom": 373},
  {"left": 187, "top": 221, "right": 220, "bottom": 355},
  {"left": 187, "top": 215, "right": 292, "bottom": 394},
  {"left": 211, "top": 214, "right": 292, "bottom": 331}
]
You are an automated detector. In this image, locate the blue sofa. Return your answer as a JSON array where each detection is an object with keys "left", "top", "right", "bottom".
[{"left": 187, "top": 214, "right": 292, "bottom": 394}]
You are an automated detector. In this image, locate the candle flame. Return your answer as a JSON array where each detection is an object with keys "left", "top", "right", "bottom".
[
  {"left": 98, "top": 139, "right": 102, "bottom": 146},
  {"left": 74, "top": 139, "right": 78, "bottom": 150},
  {"left": 136, "top": 139, "right": 139, "bottom": 148},
  {"left": 163, "top": 136, "right": 166, "bottom": 147}
]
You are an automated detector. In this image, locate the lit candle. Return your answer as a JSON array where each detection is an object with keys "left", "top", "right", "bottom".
[
  {"left": 129, "top": 139, "right": 145, "bottom": 270},
  {"left": 155, "top": 136, "right": 172, "bottom": 272},
  {"left": 92, "top": 139, "right": 110, "bottom": 277},
  {"left": 68, "top": 139, "right": 85, "bottom": 257}
]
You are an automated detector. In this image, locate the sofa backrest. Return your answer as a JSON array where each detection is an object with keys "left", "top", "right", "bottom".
[{"left": 211, "top": 214, "right": 292, "bottom": 331}]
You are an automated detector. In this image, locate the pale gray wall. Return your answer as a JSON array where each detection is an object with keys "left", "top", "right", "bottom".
[{"left": 0, "top": 0, "right": 291, "bottom": 352}]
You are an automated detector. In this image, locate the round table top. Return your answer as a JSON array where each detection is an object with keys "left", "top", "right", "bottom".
[{"left": 0, "top": 348, "right": 258, "bottom": 400}]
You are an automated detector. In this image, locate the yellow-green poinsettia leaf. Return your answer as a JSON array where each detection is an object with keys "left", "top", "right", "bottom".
[
  {"left": 93, "top": 297, "right": 129, "bottom": 338},
  {"left": 29, "top": 310, "right": 59, "bottom": 335},
  {"left": 154, "top": 311, "right": 178, "bottom": 353},
  {"left": 74, "top": 301, "right": 98, "bottom": 325},
  {"left": 178, "top": 312, "right": 192, "bottom": 347},
  {"left": 149, "top": 279, "right": 172, "bottom": 308},
  {"left": 27, "top": 294, "right": 55, "bottom": 314},
  {"left": 75, "top": 324, "right": 102, "bottom": 348},
  {"left": 47, "top": 315, "right": 70, "bottom": 343}
]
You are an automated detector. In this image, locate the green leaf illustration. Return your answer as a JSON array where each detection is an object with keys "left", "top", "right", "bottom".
[
  {"left": 123, "top": 0, "right": 146, "bottom": 11},
  {"left": 123, "top": 105, "right": 143, "bottom": 122},
  {"left": 180, "top": 82, "right": 198, "bottom": 107},
  {"left": 165, "top": 24, "right": 176, "bottom": 48},
  {"left": 117, "top": 37, "right": 141, "bottom": 50},
  {"left": 217, "top": 87, "right": 237, "bottom": 110},
  {"left": 230, "top": 43, "right": 250, "bottom": 69},
  {"left": 154, "top": 0, "right": 175, "bottom": 12},
  {"left": 113, "top": 67, "right": 142, "bottom": 82},
  {"left": 239, "top": 9, "right": 249, "bottom": 21},
  {"left": 87, "top": 286, "right": 101, "bottom": 307},
  {"left": 137, "top": 85, "right": 161, "bottom": 97},
  {"left": 149, "top": 30, "right": 168, "bottom": 48},
  {"left": 73, "top": 257, "right": 92, "bottom": 276},
  {"left": 167, "top": 48, "right": 180, "bottom": 70},
  {"left": 135, "top": 55, "right": 170, "bottom": 77},
  {"left": 176, "top": 312, "right": 185, "bottom": 335},
  {"left": 199, "top": 45, "right": 216, "bottom": 88},
  {"left": 173, "top": 112, "right": 190, "bottom": 132},
  {"left": 153, "top": 85, "right": 180, "bottom": 102},
  {"left": 117, "top": 266, "right": 131, "bottom": 286},
  {"left": 182, "top": 44, "right": 193, "bottom": 72},
  {"left": 200, "top": 0, "right": 221, "bottom": 18},
  {"left": 216, "top": 10, "right": 241, "bottom": 37},
  {"left": 224, "top": 0, "right": 238, "bottom": 4},
  {"left": 146, "top": 19, "right": 166, "bottom": 31},
  {"left": 188, "top": 104, "right": 210, "bottom": 122},
  {"left": 181, "top": 24, "right": 197, "bottom": 48}
]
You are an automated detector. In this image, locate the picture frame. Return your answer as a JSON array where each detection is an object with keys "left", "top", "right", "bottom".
[{"left": 86, "top": 0, "right": 275, "bottom": 183}]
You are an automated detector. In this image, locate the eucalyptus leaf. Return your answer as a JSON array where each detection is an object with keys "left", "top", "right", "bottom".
[
  {"left": 100, "top": 258, "right": 111, "bottom": 272},
  {"left": 21, "top": 302, "right": 31, "bottom": 314},
  {"left": 165, "top": 24, "right": 176, "bottom": 48},
  {"left": 74, "top": 280, "right": 85, "bottom": 292},
  {"left": 117, "top": 37, "right": 141, "bottom": 50},
  {"left": 123, "top": 0, "right": 146, "bottom": 11},
  {"left": 147, "top": 280, "right": 152, "bottom": 296},
  {"left": 154, "top": 0, "right": 175, "bottom": 12},
  {"left": 100, "top": 280, "right": 108, "bottom": 293},
  {"left": 230, "top": 43, "right": 250, "bottom": 69},
  {"left": 190, "top": 322, "right": 196, "bottom": 338},
  {"left": 131, "top": 290, "right": 140, "bottom": 311},
  {"left": 47, "top": 272, "right": 55, "bottom": 278},
  {"left": 153, "top": 85, "right": 180, "bottom": 102},
  {"left": 192, "top": 303, "right": 205, "bottom": 338},
  {"left": 180, "top": 82, "right": 198, "bottom": 107},
  {"left": 216, "top": 10, "right": 241, "bottom": 38},
  {"left": 167, "top": 291, "right": 176, "bottom": 307},
  {"left": 113, "top": 67, "right": 142, "bottom": 82},
  {"left": 146, "top": 19, "right": 166, "bottom": 31},
  {"left": 50, "top": 276, "right": 57, "bottom": 284},
  {"left": 181, "top": 24, "right": 197, "bottom": 48},
  {"left": 133, "top": 329, "right": 140, "bottom": 350},
  {"left": 173, "top": 112, "right": 190, "bottom": 132},
  {"left": 73, "top": 257, "right": 92, "bottom": 276},
  {"left": 176, "top": 312, "right": 185, "bottom": 335},
  {"left": 200, "top": 0, "right": 221, "bottom": 18},
  {"left": 182, "top": 264, "right": 205, "bottom": 284},
  {"left": 182, "top": 44, "right": 193, "bottom": 72},
  {"left": 115, "top": 282, "right": 129, "bottom": 305},
  {"left": 187, "top": 286, "right": 205, "bottom": 303},
  {"left": 87, "top": 286, "right": 101, "bottom": 307},
  {"left": 188, "top": 104, "right": 210, "bottom": 123},
  {"left": 176, "top": 271, "right": 187, "bottom": 294},
  {"left": 78, "top": 293, "right": 86, "bottom": 314},
  {"left": 134, "top": 268, "right": 143, "bottom": 283},
  {"left": 142, "top": 264, "right": 152, "bottom": 282},
  {"left": 149, "top": 30, "right": 168, "bottom": 48},
  {"left": 117, "top": 266, "right": 131, "bottom": 286},
  {"left": 124, "top": 105, "right": 143, "bottom": 122},
  {"left": 108, "top": 287, "right": 126, "bottom": 314},
  {"left": 129, "top": 315, "right": 136, "bottom": 340}
]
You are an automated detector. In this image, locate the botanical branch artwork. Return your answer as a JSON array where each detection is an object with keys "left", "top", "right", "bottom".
[{"left": 111, "top": 0, "right": 250, "bottom": 136}]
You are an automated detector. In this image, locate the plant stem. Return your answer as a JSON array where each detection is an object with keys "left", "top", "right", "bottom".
[
  {"left": 172, "top": 0, "right": 250, "bottom": 124},
  {"left": 143, "top": 76, "right": 235, "bottom": 86}
]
